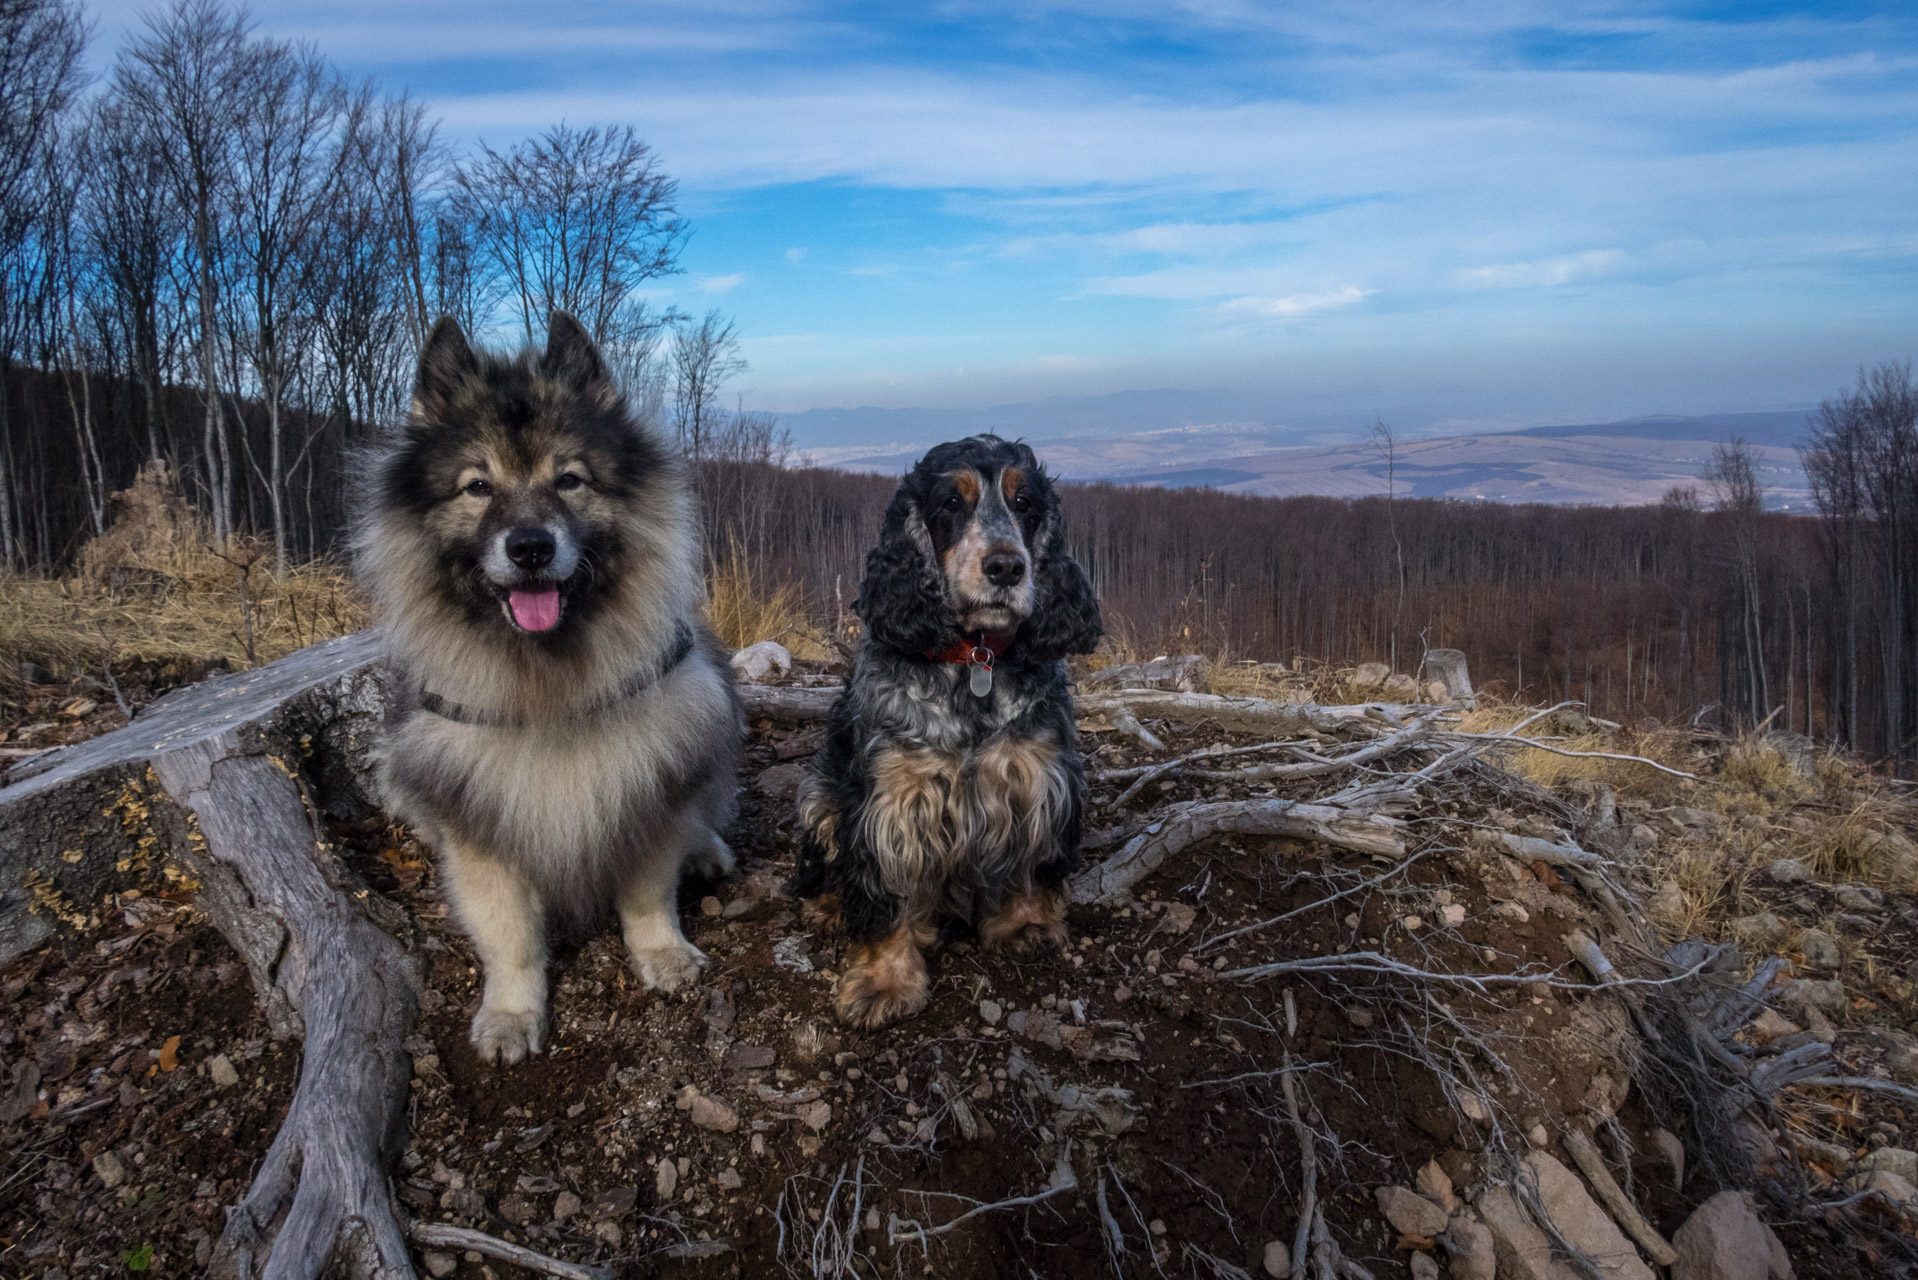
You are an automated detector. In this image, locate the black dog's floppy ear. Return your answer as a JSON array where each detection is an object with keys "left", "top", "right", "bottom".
[
  {"left": 542, "top": 310, "right": 615, "bottom": 402},
  {"left": 1020, "top": 523, "right": 1103, "bottom": 661},
  {"left": 413, "top": 316, "right": 478, "bottom": 418},
  {"left": 855, "top": 488, "right": 959, "bottom": 656}
]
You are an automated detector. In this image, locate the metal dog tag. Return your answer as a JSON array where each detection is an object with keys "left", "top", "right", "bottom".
[{"left": 969, "top": 663, "right": 993, "bottom": 697}]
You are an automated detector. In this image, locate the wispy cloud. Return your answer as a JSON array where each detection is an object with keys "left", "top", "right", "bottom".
[
  {"left": 1457, "top": 251, "right": 1622, "bottom": 290},
  {"left": 1219, "top": 286, "right": 1371, "bottom": 319},
  {"left": 697, "top": 272, "right": 748, "bottom": 293}
]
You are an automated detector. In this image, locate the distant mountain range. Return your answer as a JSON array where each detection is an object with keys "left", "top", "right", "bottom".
[{"left": 776, "top": 394, "right": 1817, "bottom": 509}]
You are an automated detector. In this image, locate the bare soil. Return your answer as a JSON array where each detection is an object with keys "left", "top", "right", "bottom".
[{"left": 4, "top": 672, "right": 1916, "bottom": 1278}]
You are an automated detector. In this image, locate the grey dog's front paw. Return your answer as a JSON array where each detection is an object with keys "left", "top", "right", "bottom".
[
  {"left": 470, "top": 1006, "right": 543, "bottom": 1065},
  {"left": 632, "top": 940, "right": 709, "bottom": 995}
]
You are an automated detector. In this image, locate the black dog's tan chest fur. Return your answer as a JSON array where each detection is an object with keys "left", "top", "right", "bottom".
[{"left": 859, "top": 735, "right": 1068, "bottom": 908}]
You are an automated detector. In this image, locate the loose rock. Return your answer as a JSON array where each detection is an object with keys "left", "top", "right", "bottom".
[
  {"left": 1478, "top": 1152, "right": 1655, "bottom": 1280},
  {"left": 207, "top": 1053, "right": 239, "bottom": 1087},
  {"left": 655, "top": 1157, "right": 678, "bottom": 1200},
  {"left": 1766, "top": 858, "right": 1813, "bottom": 885},
  {"left": 1262, "top": 1239, "right": 1291, "bottom": 1278},
  {"left": 1376, "top": 1184, "right": 1449, "bottom": 1238},
  {"left": 422, "top": 1253, "right": 457, "bottom": 1278},
  {"left": 1671, "top": 1191, "right": 1792, "bottom": 1280},
  {"left": 1443, "top": 1215, "right": 1496, "bottom": 1280},
  {"left": 1416, "top": 1158, "right": 1457, "bottom": 1214},
  {"left": 552, "top": 1190, "right": 581, "bottom": 1222},
  {"left": 1798, "top": 929, "right": 1841, "bottom": 970}
]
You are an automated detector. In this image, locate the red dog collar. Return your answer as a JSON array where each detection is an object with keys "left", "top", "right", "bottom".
[{"left": 925, "top": 630, "right": 1015, "bottom": 665}]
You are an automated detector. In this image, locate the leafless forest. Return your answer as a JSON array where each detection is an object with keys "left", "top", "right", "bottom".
[{"left": 3, "top": 0, "right": 1918, "bottom": 765}]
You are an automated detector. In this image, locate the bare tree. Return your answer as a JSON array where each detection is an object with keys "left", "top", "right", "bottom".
[
  {"left": 225, "top": 37, "right": 350, "bottom": 575},
  {"left": 670, "top": 309, "right": 745, "bottom": 464},
  {"left": 116, "top": 0, "right": 255, "bottom": 545},
  {"left": 1703, "top": 437, "right": 1768, "bottom": 724},
  {"left": 0, "top": 0, "right": 87, "bottom": 566},
  {"left": 454, "top": 122, "right": 685, "bottom": 345}
]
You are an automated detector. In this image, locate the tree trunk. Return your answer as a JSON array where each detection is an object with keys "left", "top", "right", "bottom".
[{"left": 0, "top": 631, "right": 423, "bottom": 1279}]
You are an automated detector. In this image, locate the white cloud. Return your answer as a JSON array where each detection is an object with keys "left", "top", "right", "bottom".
[
  {"left": 1457, "top": 250, "right": 1622, "bottom": 289},
  {"left": 697, "top": 272, "right": 747, "bottom": 293},
  {"left": 1219, "top": 286, "right": 1371, "bottom": 318},
  {"left": 785, "top": 247, "right": 809, "bottom": 263}
]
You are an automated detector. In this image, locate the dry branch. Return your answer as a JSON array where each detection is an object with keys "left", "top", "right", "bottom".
[
  {"left": 411, "top": 1224, "right": 612, "bottom": 1280},
  {"left": 1068, "top": 798, "right": 1408, "bottom": 903},
  {"left": 1560, "top": 1128, "right": 1677, "bottom": 1266},
  {"left": 1079, "top": 689, "right": 1419, "bottom": 737}
]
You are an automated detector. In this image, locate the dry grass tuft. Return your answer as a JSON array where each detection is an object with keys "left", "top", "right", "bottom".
[
  {"left": 704, "top": 544, "right": 832, "bottom": 662},
  {"left": 1454, "top": 701, "right": 1695, "bottom": 801},
  {"left": 1, "top": 464, "right": 366, "bottom": 693}
]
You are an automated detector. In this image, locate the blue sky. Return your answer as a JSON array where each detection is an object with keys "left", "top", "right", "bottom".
[{"left": 92, "top": 1, "right": 1918, "bottom": 428}]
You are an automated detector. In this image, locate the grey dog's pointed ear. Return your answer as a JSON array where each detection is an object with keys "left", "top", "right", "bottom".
[
  {"left": 413, "top": 316, "right": 479, "bottom": 418},
  {"left": 542, "top": 311, "right": 614, "bottom": 400}
]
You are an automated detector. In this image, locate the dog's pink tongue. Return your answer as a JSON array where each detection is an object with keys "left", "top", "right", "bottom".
[{"left": 508, "top": 585, "right": 561, "bottom": 632}]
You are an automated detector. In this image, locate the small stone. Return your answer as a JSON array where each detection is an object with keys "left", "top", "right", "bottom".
[
  {"left": 1833, "top": 884, "right": 1883, "bottom": 911},
  {"left": 1441, "top": 904, "right": 1467, "bottom": 927},
  {"left": 725, "top": 1043, "right": 777, "bottom": 1071},
  {"left": 1867, "top": 1169, "right": 1918, "bottom": 1204},
  {"left": 1766, "top": 858, "right": 1814, "bottom": 885},
  {"left": 686, "top": 1090, "right": 740, "bottom": 1132},
  {"left": 552, "top": 1190, "right": 581, "bottom": 1222},
  {"left": 1262, "top": 1239, "right": 1292, "bottom": 1278},
  {"left": 799, "top": 1100, "right": 832, "bottom": 1132},
  {"left": 1775, "top": 977, "right": 1846, "bottom": 1014},
  {"left": 1162, "top": 902, "right": 1197, "bottom": 933},
  {"left": 1376, "top": 1184, "right": 1449, "bottom": 1238},
  {"left": 718, "top": 1166, "right": 743, "bottom": 1190},
  {"left": 1748, "top": 1009, "right": 1801, "bottom": 1041},
  {"left": 1409, "top": 1254, "right": 1440, "bottom": 1280},
  {"left": 595, "top": 1220, "right": 623, "bottom": 1247},
  {"left": 92, "top": 1151, "right": 127, "bottom": 1189},
  {"left": 207, "top": 1054, "right": 239, "bottom": 1087},
  {"left": 1672, "top": 1190, "right": 1792, "bottom": 1280},
  {"left": 655, "top": 1158, "right": 678, "bottom": 1200},
  {"left": 1492, "top": 900, "right": 1529, "bottom": 924},
  {"left": 979, "top": 999, "right": 1003, "bottom": 1025},
  {"left": 1731, "top": 912, "right": 1788, "bottom": 949},
  {"left": 721, "top": 896, "right": 756, "bottom": 920},
  {"left": 1527, "top": 1122, "right": 1550, "bottom": 1149},
  {"left": 699, "top": 895, "right": 723, "bottom": 917},
  {"left": 1458, "top": 1093, "right": 1492, "bottom": 1126},
  {"left": 1651, "top": 1128, "right": 1686, "bottom": 1188},
  {"left": 1648, "top": 880, "right": 1684, "bottom": 929},
  {"left": 1860, "top": 1147, "right": 1918, "bottom": 1184},
  {"left": 1802, "top": 1007, "right": 1837, "bottom": 1044},
  {"left": 1402, "top": 915, "right": 1423, "bottom": 931},
  {"left": 1442, "top": 1214, "right": 1495, "bottom": 1280},
  {"left": 422, "top": 1253, "right": 458, "bottom": 1278},
  {"left": 590, "top": 1186, "right": 636, "bottom": 1220},
  {"left": 1799, "top": 929, "right": 1841, "bottom": 970},
  {"left": 1415, "top": 1158, "right": 1457, "bottom": 1214},
  {"left": 498, "top": 1193, "right": 534, "bottom": 1225}
]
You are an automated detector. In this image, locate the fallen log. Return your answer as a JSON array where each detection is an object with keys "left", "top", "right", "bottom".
[
  {"left": 1067, "top": 796, "right": 1408, "bottom": 903},
  {"left": 0, "top": 631, "right": 424, "bottom": 1279},
  {"left": 1077, "top": 689, "right": 1426, "bottom": 737}
]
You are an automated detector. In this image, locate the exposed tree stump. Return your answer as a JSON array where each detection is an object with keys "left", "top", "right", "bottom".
[
  {"left": 0, "top": 631, "right": 423, "bottom": 1279},
  {"left": 1421, "top": 648, "right": 1475, "bottom": 706}
]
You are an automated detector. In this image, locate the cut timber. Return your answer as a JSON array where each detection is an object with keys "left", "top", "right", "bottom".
[
  {"left": 1068, "top": 796, "right": 1407, "bottom": 903},
  {"left": 0, "top": 631, "right": 426, "bottom": 1279}
]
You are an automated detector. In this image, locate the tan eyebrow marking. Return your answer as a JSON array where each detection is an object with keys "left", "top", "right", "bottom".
[
  {"left": 948, "top": 470, "right": 980, "bottom": 504},
  {"left": 1001, "top": 466, "right": 1025, "bottom": 502}
]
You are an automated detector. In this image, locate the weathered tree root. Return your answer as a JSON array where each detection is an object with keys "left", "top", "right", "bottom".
[{"left": 1, "top": 632, "right": 428, "bottom": 1278}]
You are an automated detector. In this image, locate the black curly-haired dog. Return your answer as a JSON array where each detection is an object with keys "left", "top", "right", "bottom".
[{"left": 793, "top": 435, "right": 1102, "bottom": 1028}]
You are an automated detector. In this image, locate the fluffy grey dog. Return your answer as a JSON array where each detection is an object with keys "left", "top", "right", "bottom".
[{"left": 358, "top": 312, "right": 739, "bottom": 1065}]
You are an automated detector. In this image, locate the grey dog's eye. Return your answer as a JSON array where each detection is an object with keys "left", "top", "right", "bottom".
[
  {"left": 943, "top": 493, "right": 965, "bottom": 513},
  {"left": 1011, "top": 493, "right": 1031, "bottom": 513},
  {"left": 556, "top": 473, "right": 584, "bottom": 492},
  {"left": 464, "top": 478, "right": 492, "bottom": 498}
]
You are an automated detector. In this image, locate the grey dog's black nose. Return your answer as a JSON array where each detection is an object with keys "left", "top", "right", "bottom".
[
  {"left": 505, "top": 526, "right": 555, "bottom": 571},
  {"left": 983, "top": 551, "right": 1026, "bottom": 587}
]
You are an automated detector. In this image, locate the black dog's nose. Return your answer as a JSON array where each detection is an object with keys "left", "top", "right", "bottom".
[
  {"left": 505, "top": 526, "right": 556, "bottom": 571},
  {"left": 983, "top": 551, "right": 1027, "bottom": 587}
]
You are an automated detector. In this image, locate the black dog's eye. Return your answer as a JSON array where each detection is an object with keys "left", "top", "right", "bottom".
[
  {"left": 943, "top": 493, "right": 965, "bottom": 513},
  {"left": 556, "top": 473, "right": 584, "bottom": 492},
  {"left": 1011, "top": 493, "right": 1032, "bottom": 513},
  {"left": 463, "top": 477, "right": 492, "bottom": 498}
]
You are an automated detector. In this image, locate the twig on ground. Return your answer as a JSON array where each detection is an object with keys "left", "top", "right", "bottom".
[
  {"left": 1223, "top": 950, "right": 1714, "bottom": 993},
  {"left": 1104, "top": 702, "right": 1166, "bottom": 752},
  {"left": 1443, "top": 732, "right": 1698, "bottom": 780},
  {"left": 1791, "top": 1076, "right": 1918, "bottom": 1107},
  {"left": 888, "top": 1143, "right": 1078, "bottom": 1244},
  {"left": 1560, "top": 1128, "right": 1678, "bottom": 1266},
  {"left": 410, "top": 1223, "right": 612, "bottom": 1280},
  {"left": 1195, "top": 850, "right": 1434, "bottom": 954}
]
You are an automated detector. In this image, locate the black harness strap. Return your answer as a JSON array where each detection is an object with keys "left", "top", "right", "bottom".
[{"left": 417, "top": 622, "right": 697, "bottom": 728}]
